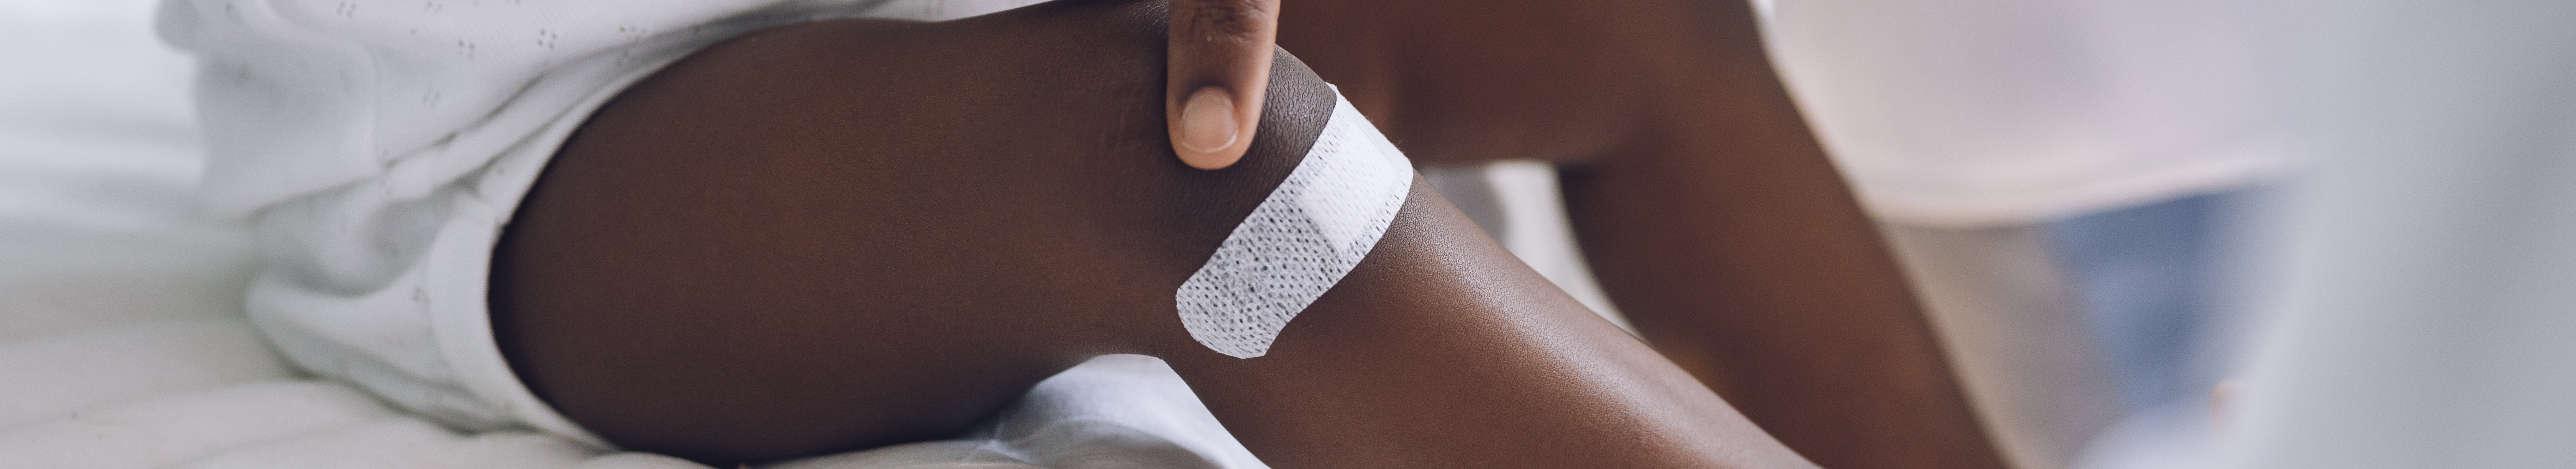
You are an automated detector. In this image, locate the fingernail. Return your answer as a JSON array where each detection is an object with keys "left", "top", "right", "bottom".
[{"left": 1179, "top": 88, "right": 1240, "bottom": 154}]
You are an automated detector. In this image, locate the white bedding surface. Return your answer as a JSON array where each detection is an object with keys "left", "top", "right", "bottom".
[{"left": 0, "top": 2, "right": 1263, "bottom": 467}]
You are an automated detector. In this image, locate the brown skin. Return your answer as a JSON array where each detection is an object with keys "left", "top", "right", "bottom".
[
  {"left": 494, "top": 0, "right": 1812, "bottom": 467},
  {"left": 1271, "top": 1, "right": 2009, "bottom": 468},
  {"left": 497, "top": 0, "right": 2007, "bottom": 467}
]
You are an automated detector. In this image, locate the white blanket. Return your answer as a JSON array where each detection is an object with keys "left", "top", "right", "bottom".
[{"left": 0, "top": 2, "right": 1264, "bottom": 467}]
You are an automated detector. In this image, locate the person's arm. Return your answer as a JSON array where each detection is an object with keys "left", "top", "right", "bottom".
[
  {"left": 1273, "top": 1, "right": 2011, "bottom": 467},
  {"left": 495, "top": 2, "right": 1816, "bottom": 466}
]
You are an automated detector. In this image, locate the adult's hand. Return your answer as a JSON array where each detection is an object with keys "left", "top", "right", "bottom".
[{"left": 1165, "top": 0, "right": 1278, "bottom": 169}]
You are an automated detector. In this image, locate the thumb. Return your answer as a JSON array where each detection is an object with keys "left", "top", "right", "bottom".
[{"left": 1167, "top": 0, "right": 1278, "bottom": 170}]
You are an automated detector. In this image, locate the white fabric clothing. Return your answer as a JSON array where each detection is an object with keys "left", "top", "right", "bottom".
[
  {"left": 2221, "top": 1, "right": 2576, "bottom": 467},
  {"left": 1765, "top": 0, "right": 2292, "bottom": 226},
  {"left": 154, "top": 0, "right": 1039, "bottom": 446},
  {"left": 11, "top": 2, "right": 1288, "bottom": 467},
  {"left": 1875, "top": 223, "right": 2123, "bottom": 469}
]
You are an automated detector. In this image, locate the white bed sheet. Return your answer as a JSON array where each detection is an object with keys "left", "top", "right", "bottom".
[{"left": 0, "top": 2, "right": 1264, "bottom": 467}]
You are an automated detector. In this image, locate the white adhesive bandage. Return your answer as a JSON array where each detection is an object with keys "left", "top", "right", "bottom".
[{"left": 1176, "top": 91, "right": 1415, "bottom": 359}]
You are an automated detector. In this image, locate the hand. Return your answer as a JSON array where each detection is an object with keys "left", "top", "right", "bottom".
[
  {"left": 1164, "top": 0, "right": 1278, "bottom": 170},
  {"left": 501, "top": 3, "right": 1812, "bottom": 467}
]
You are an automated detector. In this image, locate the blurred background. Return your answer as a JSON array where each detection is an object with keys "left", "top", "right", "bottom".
[
  {"left": 5, "top": 0, "right": 2572, "bottom": 468},
  {"left": 1428, "top": 1, "right": 2574, "bottom": 468}
]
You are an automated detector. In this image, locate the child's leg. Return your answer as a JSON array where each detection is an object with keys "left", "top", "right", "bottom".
[
  {"left": 1273, "top": 2, "right": 2009, "bottom": 467},
  {"left": 491, "top": 1, "right": 1811, "bottom": 467}
]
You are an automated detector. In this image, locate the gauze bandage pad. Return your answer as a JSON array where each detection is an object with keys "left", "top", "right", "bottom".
[{"left": 1177, "top": 91, "right": 1416, "bottom": 359}]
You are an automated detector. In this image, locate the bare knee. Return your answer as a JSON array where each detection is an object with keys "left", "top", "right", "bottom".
[{"left": 491, "top": 0, "right": 1339, "bottom": 463}]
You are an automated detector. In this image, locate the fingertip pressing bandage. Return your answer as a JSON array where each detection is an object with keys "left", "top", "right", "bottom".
[{"left": 1176, "top": 90, "right": 1415, "bottom": 359}]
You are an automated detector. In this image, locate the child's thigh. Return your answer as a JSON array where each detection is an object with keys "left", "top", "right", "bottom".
[{"left": 490, "top": 1, "right": 1336, "bottom": 463}]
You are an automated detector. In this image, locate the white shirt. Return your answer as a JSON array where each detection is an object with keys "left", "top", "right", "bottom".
[
  {"left": 1765, "top": 0, "right": 2293, "bottom": 226},
  {"left": 157, "top": 0, "right": 1035, "bottom": 441}
]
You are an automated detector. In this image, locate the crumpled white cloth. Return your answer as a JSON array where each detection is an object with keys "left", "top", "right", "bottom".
[
  {"left": 0, "top": 318, "right": 1263, "bottom": 469},
  {"left": 1, "top": 2, "right": 1265, "bottom": 467},
  {"left": 154, "top": 0, "right": 1237, "bottom": 447}
]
